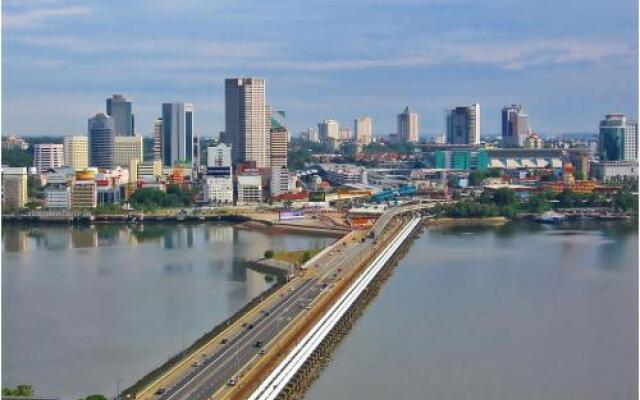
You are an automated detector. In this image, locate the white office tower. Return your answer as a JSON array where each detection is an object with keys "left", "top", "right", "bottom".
[
  {"left": 45, "top": 172, "right": 71, "bottom": 209},
  {"left": 304, "top": 127, "right": 320, "bottom": 143},
  {"left": 225, "top": 78, "right": 270, "bottom": 168},
  {"left": 354, "top": 117, "right": 373, "bottom": 145},
  {"left": 397, "top": 107, "right": 419, "bottom": 143},
  {"left": 34, "top": 144, "right": 64, "bottom": 172},
  {"left": 204, "top": 144, "right": 233, "bottom": 205},
  {"left": 270, "top": 166, "right": 293, "bottom": 196},
  {"left": 63, "top": 136, "right": 88, "bottom": 170},
  {"left": 237, "top": 174, "right": 263, "bottom": 204},
  {"left": 114, "top": 136, "right": 143, "bottom": 168},
  {"left": 318, "top": 120, "right": 340, "bottom": 141}
]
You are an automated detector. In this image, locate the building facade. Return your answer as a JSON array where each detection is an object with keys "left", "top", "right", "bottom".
[
  {"left": 599, "top": 114, "right": 638, "bottom": 161},
  {"left": 33, "top": 143, "right": 64, "bottom": 172},
  {"left": 270, "top": 165, "right": 294, "bottom": 196},
  {"left": 153, "top": 118, "right": 163, "bottom": 162},
  {"left": 434, "top": 150, "right": 489, "bottom": 171},
  {"left": 397, "top": 107, "right": 419, "bottom": 143},
  {"left": 447, "top": 103, "right": 480, "bottom": 145},
  {"left": 591, "top": 160, "right": 639, "bottom": 182},
  {"left": 318, "top": 120, "right": 340, "bottom": 141},
  {"left": 106, "top": 94, "right": 134, "bottom": 136},
  {"left": 45, "top": 184, "right": 71, "bottom": 208},
  {"left": 1, "top": 167, "right": 28, "bottom": 208},
  {"left": 63, "top": 136, "right": 88, "bottom": 170},
  {"left": 225, "top": 78, "right": 270, "bottom": 168},
  {"left": 162, "top": 103, "right": 194, "bottom": 167},
  {"left": 88, "top": 113, "right": 116, "bottom": 169},
  {"left": 114, "top": 136, "right": 144, "bottom": 167},
  {"left": 237, "top": 173, "right": 262, "bottom": 204},
  {"left": 72, "top": 180, "right": 97, "bottom": 208},
  {"left": 502, "top": 104, "right": 529, "bottom": 147},
  {"left": 269, "top": 128, "right": 288, "bottom": 168},
  {"left": 204, "top": 144, "right": 233, "bottom": 204},
  {"left": 354, "top": 116, "right": 373, "bottom": 145}
]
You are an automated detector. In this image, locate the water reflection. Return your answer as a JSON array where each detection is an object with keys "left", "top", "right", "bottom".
[{"left": 2, "top": 222, "right": 331, "bottom": 399}]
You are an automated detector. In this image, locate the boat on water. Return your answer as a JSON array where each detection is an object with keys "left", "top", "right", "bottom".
[{"left": 533, "top": 211, "right": 567, "bottom": 224}]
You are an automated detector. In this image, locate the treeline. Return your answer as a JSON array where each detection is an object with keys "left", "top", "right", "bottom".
[
  {"left": 436, "top": 187, "right": 638, "bottom": 218},
  {"left": 128, "top": 184, "right": 196, "bottom": 210}
]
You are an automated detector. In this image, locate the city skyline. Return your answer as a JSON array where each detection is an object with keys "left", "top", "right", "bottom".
[{"left": 2, "top": 0, "right": 637, "bottom": 138}]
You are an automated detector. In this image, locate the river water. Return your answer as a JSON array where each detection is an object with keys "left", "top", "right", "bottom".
[
  {"left": 1, "top": 223, "right": 332, "bottom": 399},
  {"left": 306, "top": 220, "right": 638, "bottom": 400}
]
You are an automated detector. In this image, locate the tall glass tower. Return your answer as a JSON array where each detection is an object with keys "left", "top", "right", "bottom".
[
  {"left": 106, "top": 94, "right": 134, "bottom": 136},
  {"left": 599, "top": 114, "right": 638, "bottom": 161},
  {"left": 161, "top": 103, "right": 194, "bottom": 167},
  {"left": 88, "top": 113, "right": 115, "bottom": 169}
]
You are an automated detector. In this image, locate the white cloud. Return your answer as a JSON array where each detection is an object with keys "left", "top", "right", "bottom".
[{"left": 3, "top": 6, "right": 91, "bottom": 29}]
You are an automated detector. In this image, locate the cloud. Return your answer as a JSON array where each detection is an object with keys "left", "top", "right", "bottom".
[{"left": 3, "top": 6, "right": 91, "bottom": 29}]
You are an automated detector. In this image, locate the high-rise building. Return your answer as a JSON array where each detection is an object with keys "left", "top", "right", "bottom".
[
  {"left": 63, "top": 136, "right": 88, "bottom": 170},
  {"left": 162, "top": 103, "right": 194, "bottom": 167},
  {"left": 502, "top": 104, "right": 529, "bottom": 147},
  {"left": 397, "top": 107, "right": 419, "bottom": 143},
  {"left": 106, "top": 94, "right": 134, "bottom": 136},
  {"left": 204, "top": 144, "right": 233, "bottom": 205},
  {"left": 269, "top": 128, "right": 288, "bottom": 168},
  {"left": 599, "top": 114, "right": 638, "bottom": 161},
  {"left": 318, "top": 120, "right": 340, "bottom": 141},
  {"left": 354, "top": 117, "right": 373, "bottom": 145},
  {"left": 153, "top": 118, "right": 163, "bottom": 162},
  {"left": 302, "top": 127, "right": 320, "bottom": 143},
  {"left": 33, "top": 144, "right": 64, "bottom": 172},
  {"left": 339, "top": 127, "right": 351, "bottom": 141},
  {"left": 225, "top": 78, "right": 270, "bottom": 168},
  {"left": 446, "top": 104, "right": 480, "bottom": 145},
  {"left": 88, "top": 113, "right": 116, "bottom": 169},
  {"left": 114, "top": 136, "right": 144, "bottom": 167},
  {"left": 270, "top": 165, "right": 294, "bottom": 196},
  {"left": 1, "top": 167, "right": 28, "bottom": 208}
]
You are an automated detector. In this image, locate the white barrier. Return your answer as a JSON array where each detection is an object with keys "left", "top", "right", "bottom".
[{"left": 248, "top": 217, "right": 421, "bottom": 400}]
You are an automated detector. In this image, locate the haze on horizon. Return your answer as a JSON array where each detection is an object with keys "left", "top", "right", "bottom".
[{"left": 1, "top": 0, "right": 638, "bottom": 139}]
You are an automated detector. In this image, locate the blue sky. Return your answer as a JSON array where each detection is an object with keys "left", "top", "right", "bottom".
[{"left": 2, "top": 0, "right": 638, "bottom": 138}]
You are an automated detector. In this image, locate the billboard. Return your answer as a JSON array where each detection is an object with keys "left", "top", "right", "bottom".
[
  {"left": 308, "top": 191, "right": 326, "bottom": 202},
  {"left": 279, "top": 210, "right": 305, "bottom": 221},
  {"left": 206, "top": 166, "right": 232, "bottom": 177}
]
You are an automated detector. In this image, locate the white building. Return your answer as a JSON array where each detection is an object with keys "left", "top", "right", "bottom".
[
  {"left": 45, "top": 184, "right": 71, "bottom": 208},
  {"left": 591, "top": 160, "right": 639, "bottom": 182},
  {"left": 63, "top": 136, "right": 88, "bottom": 170},
  {"left": 207, "top": 144, "right": 232, "bottom": 168},
  {"left": 322, "top": 164, "right": 368, "bottom": 185},
  {"left": 270, "top": 166, "right": 295, "bottom": 196},
  {"left": 1, "top": 167, "right": 28, "bottom": 208},
  {"left": 303, "top": 127, "right": 320, "bottom": 143},
  {"left": 237, "top": 174, "right": 262, "bottom": 204},
  {"left": 34, "top": 144, "right": 64, "bottom": 172},
  {"left": 225, "top": 78, "right": 270, "bottom": 168},
  {"left": 203, "top": 144, "right": 234, "bottom": 204},
  {"left": 114, "top": 136, "right": 143, "bottom": 168},
  {"left": 318, "top": 120, "right": 340, "bottom": 141},
  {"left": 354, "top": 117, "right": 373, "bottom": 145}
]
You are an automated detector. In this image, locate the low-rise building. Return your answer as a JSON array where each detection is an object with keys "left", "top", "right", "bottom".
[
  {"left": 72, "top": 180, "right": 97, "bottom": 208},
  {"left": 34, "top": 144, "right": 64, "bottom": 172},
  {"left": 322, "top": 164, "right": 368, "bottom": 185},
  {"left": 237, "top": 173, "right": 262, "bottom": 204},
  {"left": 591, "top": 160, "right": 639, "bottom": 182},
  {"left": 434, "top": 150, "right": 489, "bottom": 171},
  {"left": 45, "top": 181, "right": 71, "bottom": 209},
  {"left": 271, "top": 166, "right": 295, "bottom": 196}
]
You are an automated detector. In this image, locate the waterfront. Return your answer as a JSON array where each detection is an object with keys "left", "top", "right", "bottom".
[
  {"left": 1, "top": 223, "right": 332, "bottom": 399},
  {"left": 307, "top": 220, "right": 638, "bottom": 400}
]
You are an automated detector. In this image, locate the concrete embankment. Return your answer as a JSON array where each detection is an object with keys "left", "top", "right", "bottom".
[
  {"left": 247, "top": 258, "right": 296, "bottom": 281},
  {"left": 236, "top": 220, "right": 349, "bottom": 237},
  {"left": 427, "top": 216, "right": 508, "bottom": 226}
]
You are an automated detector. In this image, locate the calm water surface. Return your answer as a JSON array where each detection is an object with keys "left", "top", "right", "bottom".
[
  {"left": 307, "top": 221, "right": 638, "bottom": 400},
  {"left": 2, "top": 223, "right": 332, "bottom": 399}
]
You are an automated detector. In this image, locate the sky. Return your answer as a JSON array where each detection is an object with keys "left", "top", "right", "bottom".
[{"left": 2, "top": 0, "right": 638, "bottom": 139}]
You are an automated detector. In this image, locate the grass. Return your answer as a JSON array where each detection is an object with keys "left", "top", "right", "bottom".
[{"left": 271, "top": 248, "right": 322, "bottom": 265}]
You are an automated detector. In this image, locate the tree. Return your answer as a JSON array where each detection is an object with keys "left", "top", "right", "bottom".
[
  {"left": 574, "top": 171, "right": 586, "bottom": 180},
  {"left": 2, "top": 384, "right": 34, "bottom": 396},
  {"left": 302, "top": 251, "right": 312, "bottom": 263},
  {"left": 264, "top": 250, "right": 274, "bottom": 259},
  {"left": 557, "top": 189, "right": 576, "bottom": 208},
  {"left": 80, "top": 394, "right": 108, "bottom": 400},
  {"left": 468, "top": 171, "right": 486, "bottom": 186},
  {"left": 492, "top": 188, "right": 515, "bottom": 206},
  {"left": 528, "top": 193, "right": 551, "bottom": 213},
  {"left": 2, "top": 148, "right": 32, "bottom": 167},
  {"left": 613, "top": 191, "right": 636, "bottom": 212}
]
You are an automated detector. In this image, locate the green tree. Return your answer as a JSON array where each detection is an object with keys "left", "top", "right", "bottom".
[
  {"left": 613, "top": 191, "right": 636, "bottom": 212},
  {"left": 528, "top": 193, "right": 551, "bottom": 213},
  {"left": 264, "top": 250, "right": 274, "bottom": 259},
  {"left": 80, "top": 394, "right": 108, "bottom": 400},
  {"left": 492, "top": 188, "right": 516, "bottom": 206},
  {"left": 2, "top": 384, "right": 34, "bottom": 396},
  {"left": 468, "top": 171, "right": 486, "bottom": 186},
  {"left": 1, "top": 148, "right": 32, "bottom": 167},
  {"left": 557, "top": 189, "right": 576, "bottom": 208},
  {"left": 302, "top": 251, "right": 312, "bottom": 263}
]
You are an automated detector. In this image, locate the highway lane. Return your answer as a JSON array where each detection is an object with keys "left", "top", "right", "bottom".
[{"left": 147, "top": 207, "right": 419, "bottom": 400}]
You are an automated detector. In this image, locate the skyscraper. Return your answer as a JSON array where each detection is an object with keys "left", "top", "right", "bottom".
[
  {"left": 114, "top": 136, "right": 144, "bottom": 167},
  {"left": 88, "top": 113, "right": 115, "bottom": 169},
  {"left": 599, "top": 114, "right": 638, "bottom": 161},
  {"left": 269, "top": 128, "right": 288, "bottom": 168},
  {"left": 225, "top": 78, "right": 270, "bottom": 168},
  {"left": 446, "top": 104, "right": 480, "bottom": 145},
  {"left": 153, "top": 118, "right": 163, "bottom": 162},
  {"left": 318, "top": 120, "right": 340, "bottom": 141},
  {"left": 397, "top": 107, "right": 419, "bottom": 143},
  {"left": 354, "top": 116, "right": 373, "bottom": 145},
  {"left": 106, "top": 94, "right": 134, "bottom": 136},
  {"left": 63, "top": 136, "right": 88, "bottom": 170},
  {"left": 161, "top": 103, "right": 194, "bottom": 167},
  {"left": 502, "top": 104, "right": 529, "bottom": 147}
]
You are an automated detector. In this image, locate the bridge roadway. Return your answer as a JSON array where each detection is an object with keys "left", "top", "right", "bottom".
[{"left": 136, "top": 204, "right": 429, "bottom": 400}]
